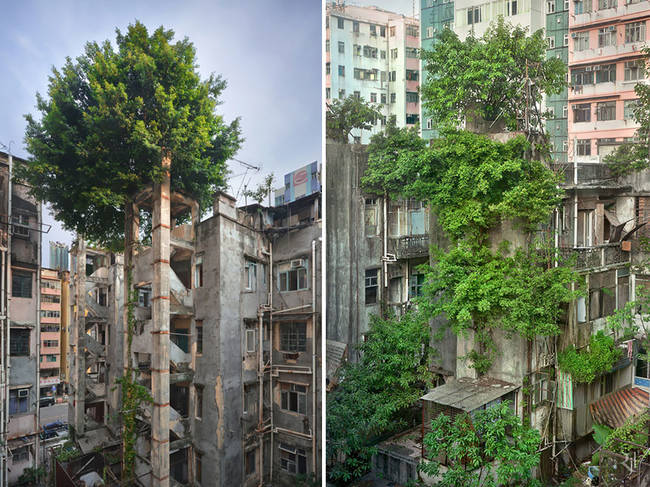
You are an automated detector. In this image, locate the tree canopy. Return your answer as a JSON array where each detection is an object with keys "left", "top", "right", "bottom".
[
  {"left": 327, "top": 311, "right": 432, "bottom": 484},
  {"left": 420, "top": 18, "right": 565, "bottom": 130},
  {"left": 326, "top": 95, "right": 381, "bottom": 143},
  {"left": 421, "top": 402, "right": 542, "bottom": 487},
  {"left": 20, "top": 21, "right": 242, "bottom": 249}
]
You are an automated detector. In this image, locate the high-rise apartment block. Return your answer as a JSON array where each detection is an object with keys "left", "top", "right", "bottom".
[
  {"left": 40, "top": 268, "right": 61, "bottom": 402},
  {"left": 326, "top": 2, "right": 420, "bottom": 144}
]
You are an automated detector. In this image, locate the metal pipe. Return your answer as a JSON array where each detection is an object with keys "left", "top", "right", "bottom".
[
  {"left": 573, "top": 137, "right": 578, "bottom": 249},
  {"left": 271, "top": 305, "right": 311, "bottom": 315},
  {"left": 269, "top": 241, "right": 274, "bottom": 484},
  {"left": 4, "top": 153, "right": 12, "bottom": 487},
  {"left": 258, "top": 307, "right": 263, "bottom": 487},
  {"left": 34, "top": 201, "right": 42, "bottom": 468},
  {"left": 311, "top": 239, "right": 317, "bottom": 477}
]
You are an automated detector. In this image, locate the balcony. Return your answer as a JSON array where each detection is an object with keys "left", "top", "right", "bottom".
[
  {"left": 558, "top": 243, "right": 630, "bottom": 270},
  {"left": 388, "top": 234, "right": 430, "bottom": 259}
]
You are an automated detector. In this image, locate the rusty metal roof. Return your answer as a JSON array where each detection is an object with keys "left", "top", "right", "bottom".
[{"left": 589, "top": 387, "right": 649, "bottom": 429}]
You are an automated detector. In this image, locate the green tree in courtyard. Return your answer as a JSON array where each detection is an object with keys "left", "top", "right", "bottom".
[
  {"left": 326, "top": 95, "right": 382, "bottom": 143},
  {"left": 421, "top": 402, "right": 542, "bottom": 487},
  {"left": 327, "top": 311, "right": 433, "bottom": 484},
  {"left": 421, "top": 18, "right": 565, "bottom": 131},
  {"left": 20, "top": 21, "right": 242, "bottom": 250}
]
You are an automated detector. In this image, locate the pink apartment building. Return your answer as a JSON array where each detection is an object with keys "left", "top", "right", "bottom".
[
  {"left": 569, "top": 0, "right": 650, "bottom": 163},
  {"left": 40, "top": 268, "right": 61, "bottom": 400}
]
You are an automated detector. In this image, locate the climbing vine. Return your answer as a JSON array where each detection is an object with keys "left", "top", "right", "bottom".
[
  {"left": 116, "top": 270, "right": 152, "bottom": 485},
  {"left": 557, "top": 331, "right": 622, "bottom": 383}
]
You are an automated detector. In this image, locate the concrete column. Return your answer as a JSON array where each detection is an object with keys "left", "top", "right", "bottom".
[
  {"left": 123, "top": 202, "right": 139, "bottom": 372},
  {"left": 73, "top": 239, "right": 86, "bottom": 435},
  {"left": 151, "top": 152, "right": 171, "bottom": 486}
]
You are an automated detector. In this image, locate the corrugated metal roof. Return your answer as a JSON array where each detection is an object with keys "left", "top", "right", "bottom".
[
  {"left": 421, "top": 377, "right": 518, "bottom": 412},
  {"left": 589, "top": 387, "right": 649, "bottom": 429}
]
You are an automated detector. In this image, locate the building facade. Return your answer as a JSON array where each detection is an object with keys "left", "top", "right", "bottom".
[
  {"left": 1, "top": 151, "right": 42, "bottom": 486},
  {"left": 66, "top": 167, "right": 321, "bottom": 486},
  {"left": 326, "top": 2, "right": 420, "bottom": 144},
  {"left": 39, "top": 268, "right": 61, "bottom": 402}
]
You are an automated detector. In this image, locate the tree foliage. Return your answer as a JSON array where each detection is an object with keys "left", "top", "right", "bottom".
[
  {"left": 20, "top": 21, "right": 242, "bottom": 249},
  {"left": 420, "top": 18, "right": 565, "bottom": 130},
  {"left": 326, "top": 95, "right": 381, "bottom": 143},
  {"left": 327, "top": 311, "right": 432, "bottom": 484},
  {"left": 557, "top": 331, "right": 622, "bottom": 383},
  {"left": 421, "top": 402, "right": 542, "bottom": 487}
]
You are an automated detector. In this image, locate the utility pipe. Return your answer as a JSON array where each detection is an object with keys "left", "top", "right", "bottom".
[
  {"left": 311, "top": 239, "right": 318, "bottom": 477},
  {"left": 4, "top": 153, "right": 12, "bottom": 487},
  {"left": 269, "top": 241, "right": 274, "bottom": 483},
  {"left": 34, "top": 201, "right": 42, "bottom": 468},
  {"left": 258, "top": 306, "right": 263, "bottom": 487}
]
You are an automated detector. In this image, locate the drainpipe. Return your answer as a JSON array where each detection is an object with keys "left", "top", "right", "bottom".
[
  {"left": 573, "top": 137, "right": 578, "bottom": 248},
  {"left": 4, "top": 154, "right": 12, "bottom": 487},
  {"left": 34, "top": 202, "right": 41, "bottom": 469},
  {"left": 0, "top": 242, "right": 4, "bottom": 487},
  {"left": 269, "top": 241, "right": 274, "bottom": 484},
  {"left": 258, "top": 306, "right": 263, "bottom": 487},
  {"left": 311, "top": 239, "right": 319, "bottom": 477},
  {"left": 383, "top": 194, "right": 388, "bottom": 311}
]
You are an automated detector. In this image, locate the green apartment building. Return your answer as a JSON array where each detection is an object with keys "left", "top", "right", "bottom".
[{"left": 546, "top": 0, "right": 569, "bottom": 164}]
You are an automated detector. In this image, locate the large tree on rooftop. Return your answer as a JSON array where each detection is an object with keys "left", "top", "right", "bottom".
[
  {"left": 420, "top": 18, "right": 566, "bottom": 131},
  {"left": 20, "top": 21, "right": 242, "bottom": 250}
]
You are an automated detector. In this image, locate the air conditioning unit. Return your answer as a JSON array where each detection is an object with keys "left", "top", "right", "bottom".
[
  {"left": 290, "top": 259, "right": 305, "bottom": 268},
  {"left": 593, "top": 65, "right": 601, "bottom": 71},
  {"left": 608, "top": 25, "right": 616, "bottom": 31},
  {"left": 18, "top": 389, "right": 29, "bottom": 398},
  {"left": 571, "top": 32, "right": 578, "bottom": 38}
]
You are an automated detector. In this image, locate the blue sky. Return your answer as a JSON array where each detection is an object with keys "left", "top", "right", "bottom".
[{"left": 0, "top": 1, "right": 321, "bottom": 267}]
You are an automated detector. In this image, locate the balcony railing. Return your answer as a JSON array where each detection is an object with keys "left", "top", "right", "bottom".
[
  {"left": 388, "top": 234, "right": 430, "bottom": 259},
  {"left": 558, "top": 243, "right": 630, "bottom": 270}
]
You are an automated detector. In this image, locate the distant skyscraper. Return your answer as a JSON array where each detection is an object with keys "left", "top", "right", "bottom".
[
  {"left": 326, "top": 2, "right": 421, "bottom": 144},
  {"left": 49, "top": 241, "right": 69, "bottom": 271}
]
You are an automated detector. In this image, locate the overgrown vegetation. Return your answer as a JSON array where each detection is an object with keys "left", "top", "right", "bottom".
[
  {"left": 557, "top": 331, "right": 622, "bottom": 383},
  {"left": 19, "top": 21, "right": 242, "bottom": 250},
  {"left": 326, "top": 95, "right": 381, "bottom": 143},
  {"left": 326, "top": 311, "right": 432, "bottom": 484},
  {"left": 421, "top": 402, "right": 542, "bottom": 487}
]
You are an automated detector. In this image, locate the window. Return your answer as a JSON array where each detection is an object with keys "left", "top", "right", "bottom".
[
  {"left": 10, "top": 329, "right": 29, "bottom": 356},
  {"left": 572, "top": 68, "right": 593, "bottom": 85},
  {"left": 598, "top": 27, "right": 616, "bottom": 47},
  {"left": 562, "top": 105, "right": 568, "bottom": 118},
  {"left": 278, "top": 262, "right": 308, "bottom": 292},
  {"left": 363, "top": 45, "right": 377, "bottom": 58},
  {"left": 390, "top": 48, "right": 398, "bottom": 59},
  {"left": 381, "top": 93, "right": 387, "bottom": 104},
  {"left": 46, "top": 354, "right": 57, "bottom": 362},
  {"left": 245, "top": 260, "right": 256, "bottom": 291},
  {"left": 281, "top": 383, "right": 307, "bottom": 414},
  {"left": 389, "top": 71, "right": 396, "bottom": 82},
  {"left": 467, "top": 6, "right": 481, "bottom": 24},
  {"left": 12, "top": 214, "right": 29, "bottom": 237},
  {"left": 280, "top": 322, "right": 306, "bottom": 352},
  {"left": 410, "top": 273, "right": 425, "bottom": 298},
  {"left": 624, "top": 99, "right": 639, "bottom": 120},
  {"left": 42, "top": 280, "right": 60, "bottom": 290},
  {"left": 574, "top": 31, "right": 590, "bottom": 51},
  {"left": 406, "top": 25, "right": 418, "bottom": 37},
  {"left": 380, "top": 26, "right": 386, "bottom": 37},
  {"left": 390, "top": 26, "right": 396, "bottom": 37},
  {"left": 41, "top": 294, "right": 60, "bottom": 304},
  {"left": 380, "top": 50, "right": 386, "bottom": 59},
  {"left": 426, "top": 26, "right": 434, "bottom": 38},
  {"left": 573, "top": 103, "right": 591, "bottom": 122},
  {"left": 577, "top": 139, "right": 591, "bottom": 156},
  {"left": 406, "top": 70, "right": 419, "bottom": 81},
  {"left": 12, "top": 271, "right": 32, "bottom": 298},
  {"left": 325, "top": 40, "right": 329, "bottom": 52},
  {"left": 196, "top": 321, "right": 203, "bottom": 354},
  {"left": 195, "top": 385, "right": 203, "bottom": 419},
  {"left": 508, "top": 0, "right": 518, "bottom": 15},
  {"left": 195, "top": 453, "right": 202, "bottom": 484},
  {"left": 598, "top": 138, "right": 617, "bottom": 156},
  {"left": 246, "top": 328, "right": 256, "bottom": 353},
  {"left": 547, "top": 1, "right": 555, "bottom": 13},
  {"left": 406, "top": 92, "right": 419, "bottom": 103},
  {"left": 405, "top": 47, "right": 418, "bottom": 58},
  {"left": 9, "top": 388, "right": 30, "bottom": 415},
  {"left": 337, "top": 17, "right": 344, "bottom": 29},
  {"left": 626, "top": 22, "right": 646, "bottom": 43},
  {"left": 598, "top": 0, "right": 615, "bottom": 8},
  {"left": 11, "top": 446, "right": 29, "bottom": 463},
  {"left": 338, "top": 65, "right": 345, "bottom": 77},
  {"left": 41, "top": 310, "right": 60, "bottom": 318},
  {"left": 406, "top": 114, "right": 419, "bottom": 125},
  {"left": 195, "top": 254, "right": 203, "bottom": 288},
  {"left": 325, "top": 87, "right": 331, "bottom": 100},
  {"left": 353, "top": 21, "right": 359, "bottom": 33},
  {"left": 43, "top": 340, "right": 58, "bottom": 348},
  {"left": 353, "top": 44, "right": 361, "bottom": 56},
  {"left": 280, "top": 444, "right": 307, "bottom": 475},
  {"left": 370, "top": 24, "right": 377, "bottom": 36},
  {"left": 596, "top": 64, "right": 616, "bottom": 83},
  {"left": 365, "top": 269, "right": 378, "bottom": 304},
  {"left": 547, "top": 37, "right": 555, "bottom": 49},
  {"left": 625, "top": 60, "right": 645, "bottom": 81},
  {"left": 246, "top": 449, "right": 256, "bottom": 476},
  {"left": 370, "top": 92, "right": 377, "bottom": 103},
  {"left": 564, "top": 33, "right": 569, "bottom": 46},
  {"left": 338, "top": 89, "right": 345, "bottom": 99},
  {"left": 338, "top": 41, "right": 345, "bottom": 53},
  {"left": 390, "top": 93, "right": 396, "bottom": 104},
  {"left": 325, "top": 63, "right": 330, "bottom": 75},
  {"left": 597, "top": 101, "right": 616, "bottom": 121}
]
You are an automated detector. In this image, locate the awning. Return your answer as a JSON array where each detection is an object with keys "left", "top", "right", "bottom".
[
  {"left": 421, "top": 376, "right": 518, "bottom": 412},
  {"left": 589, "top": 387, "right": 649, "bottom": 429}
]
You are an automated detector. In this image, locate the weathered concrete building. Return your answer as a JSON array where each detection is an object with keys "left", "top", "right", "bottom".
[
  {"left": 0, "top": 151, "right": 43, "bottom": 486},
  {"left": 40, "top": 268, "right": 61, "bottom": 401},
  {"left": 66, "top": 166, "right": 321, "bottom": 486}
]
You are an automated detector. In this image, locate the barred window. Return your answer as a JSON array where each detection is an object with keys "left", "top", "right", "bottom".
[
  {"left": 281, "top": 383, "right": 307, "bottom": 414},
  {"left": 10, "top": 329, "right": 29, "bottom": 356},
  {"left": 280, "top": 444, "right": 307, "bottom": 475},
  {"left": 280, "top": 322, "right": 306, "bottom": 352}
]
